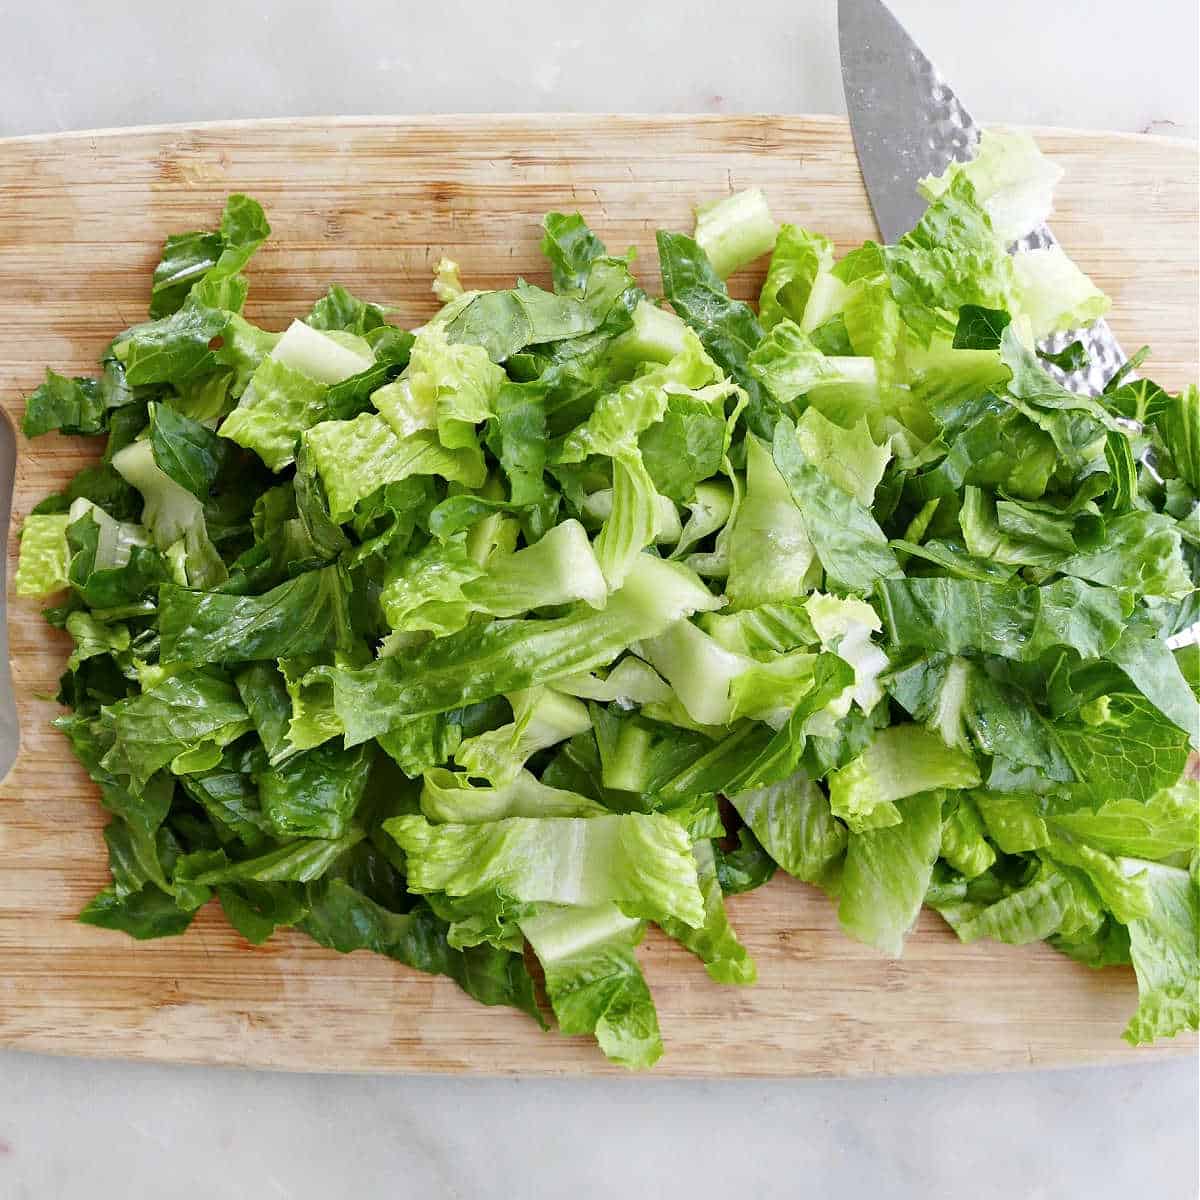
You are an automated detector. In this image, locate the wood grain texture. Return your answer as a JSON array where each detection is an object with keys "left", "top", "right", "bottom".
[{"left": 0, "top": 116, "right": 1196, "bottom": 1076}]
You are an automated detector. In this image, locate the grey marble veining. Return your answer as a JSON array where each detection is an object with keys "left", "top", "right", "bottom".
[{"left": 0, "top": 2, "right": 1197, "bottom": 1197}]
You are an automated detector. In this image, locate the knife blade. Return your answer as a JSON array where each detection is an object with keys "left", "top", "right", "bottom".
[{"left": 837, "top": 0, "right": 1128, "bottom": 396}]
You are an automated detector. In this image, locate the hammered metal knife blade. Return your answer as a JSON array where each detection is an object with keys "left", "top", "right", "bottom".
[{"left": 837, "top": 0, "right": 1128, "bottom": 396}]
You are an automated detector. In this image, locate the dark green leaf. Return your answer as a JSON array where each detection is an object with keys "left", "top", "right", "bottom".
[
  {"left": 22, "top": 370, "right": 105, "bottom": 437},
  {"left": 306, "top": 284, "right": 388, "bottom": 335},
  {"left": 1038, "top": 340, "right": 1088, "bottom": 372},
  {"left": 159, "top": 564, "right": 354, "bottom": 665},
  {"left": 79, "top": 884, "right": 195, "bottom": 939},
  {"left": 656, "top": 230, "right": 774, "bottom": 437},
  {"left": 259, "top": 742, "right": 375, "bottom": 839},
  {"left": 300, "top": 881, "right": 542, "bottom": 1020},
  {"left": 148, "top": 400, "right": 229, "bottom": 499},
  {"left": 541, "top": 212, "right": 610, "bottom": 292},
  {"left": 953, "top": 305, "right": 1012, "bottom": 350}
]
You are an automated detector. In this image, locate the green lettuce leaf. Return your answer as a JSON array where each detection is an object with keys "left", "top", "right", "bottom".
[
  {"left": 306, "top": 284, "right": 388, "bottom": 335},
  {"left": 773, "top": 415, "right": 901, "bottom": 593},
  {"left": 102, "top": 669, "right": 253, "bottom": 790},
  {"left": 303, "top": 412, "right": 484, "bottom": 522},
  {"left": 322, "top": 554, "right": 720, "bottom": 745},
  {"left": 919, "top": 129, "right": 1062, "bottom": 244},
  {"left": 454, "top": 687, "right": 591, "bottom": 786},
  {"left": 113, "top": 298, "right": 228, "bottom": 387},
  {"left": 1047, "top": 782, "right": 1199, "bottom": 860},
  {"left": 725, "top": 433, "right": 816, "bottom": 608},
  {"left": 111, "top": 438, "right": 226, "bottom": 589},
  {"left": 14, "top": 513, "right": 71, "bottom": 595},
  {"left": 1121, "top": 861, "right": 1200, "bottom": 1044},
  {"left": 875, "top": 576, "right": 1125, "bottom": 662},
  {"left": 758, "top": 225, "right": 835, "bottom": 331},
  {"left": 792, "top": 407, "right": 891, "bottom": 507},
  {"left": 520, "top": 903, "right": 661, "bottom": 1068},
  {"left": 659, "top": 839, "right": 757, "bottom": 985},
  {"left": 302, "top": 880, "right": 540, "bottom": 1020},
  {"left": 258, "top": 742, "right": 374, "bottom": 839},
  {"left": 219, "top": 356, "right": 330, "bottom": 472},
  {"left": 838, "top": 791, "right": 944, "bottom": 955},
  {"left": 420, "top": 767, "right": 606, "bottom": 822},
  {"left": 79, "top": 884, "right": 195, "bottom": 940},
  {"left": 159, "top": 564, "right": 354, "bottom": 665},
  {"left": 149, "top": 194, "right": 269, "bottom": 318},
  {"left": 656, "top": 230, "right": 775, "bottom": 438},
  {"left": 385, "top": 812, "right": 705, "bottom": 928},
  {"left": 22, "top": 369, "right": 107, "bottom": 438},
  {"left": 828, "top": 725, "right": 980, "bottom": 832},
  {"left": 730, "top": 770, "right": 846, "bottom": 884}
]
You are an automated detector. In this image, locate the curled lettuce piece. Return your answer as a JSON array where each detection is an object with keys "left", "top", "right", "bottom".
[
  {"left": 828, "top": 725, "right": 980, "bottom": 832},
  {"left": 520, "top": 903, "right": 663, "bottom": 1069},
  {"left": 420, "top": 767, "right": 606, "bottom": 822},
  {"left": 149, "top": 193, "right": 269, "bottom": 318},
  {"left": 111, "top": 439, "right": 225, "bottom": 589},
  {"left": 918, "top": 128, "right": 1063, "bottom": 244},
  {"left": 322, "top": 554, "right": 721, "bottom": 745},
  {"left": 839, "top": 791, "right": 944, "bottom": 956},
  {"left": 659, "top": 839, "right": 757, "bottom": 986},
  {"left": 385, "top": 812, "right": 705, "bottom": 928},
  {"left": 805, "top": 593, "right": 888, "bottom": 716},
  {"left": 378, "top": 324, "right": 505, "bottom": 450},
  {"left": 454, "top": 687, "right": 592, "bottom": 786},
  {"left": 758, "top": 225, "right": 836, "bottom": 332},
  {"left": 380, "top": 519, "right": 607, "bottom": 639}
]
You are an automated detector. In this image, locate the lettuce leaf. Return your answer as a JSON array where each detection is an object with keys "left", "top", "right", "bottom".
[
  {"left": 159, "top": 564, "right": 353, "bottom": 665},
  {"left": 385, "top": 812, "right": 705, "bottom": 927},
  {"left": 1122, "top": 862, "right": 1200, "bottom": 1044},
  {"left": 828, "top": 726, "right": 980, "bottom": 832},
  {"left": 658, "top": 839, "right": 757, "bottom": 985},
  {"left": 839, "top": 791, "right": 944, "bottom": 955},
  {"left": 14, "top": 513, "right": 72, "bottom": 595},
  {"left": 773, "top": 416, "right": 901, "bottom": 593},
  {"left": 520, "top": 903, "right": 662, "bottom": 1068},
  {"left": 730, "top": 771, "right": 846, "bottom": 884},
  {"left": 322, "top": 554, "right": 720, "bottom": 745},
  {"left": 303, "top": 412, "right": 485, "bottom": 522}
]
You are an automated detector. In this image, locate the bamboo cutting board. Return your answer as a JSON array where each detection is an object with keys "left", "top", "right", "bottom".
[{"left": 1, "top": 116, "right": 1196, "bottom": 1076}]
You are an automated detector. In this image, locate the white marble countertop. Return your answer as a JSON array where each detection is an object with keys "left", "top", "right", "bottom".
[{"left": 0, "top": 2, "right": 1196, "bottom": 1197}]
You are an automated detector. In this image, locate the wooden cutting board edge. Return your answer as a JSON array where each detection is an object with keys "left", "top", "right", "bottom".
[
  {"left": 0, "top": 115, "right": 1195, "bottom": 1077},
  {"left": 1, "top": 111, "right": 1196, "bottom": 146}
]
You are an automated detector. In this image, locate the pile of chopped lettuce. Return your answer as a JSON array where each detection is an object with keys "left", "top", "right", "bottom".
[{"left": 14, "top": 130, "right": 1198, "bottom": 1068}]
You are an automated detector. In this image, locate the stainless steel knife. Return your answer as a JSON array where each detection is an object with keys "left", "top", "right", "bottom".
[{"left": 837, "top": 0, "right": 1128, "bottom": 397}]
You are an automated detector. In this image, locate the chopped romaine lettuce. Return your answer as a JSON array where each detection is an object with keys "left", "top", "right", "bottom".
[{"left": 18, "top": 142, "right": 1199, "bottom": 1070}]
